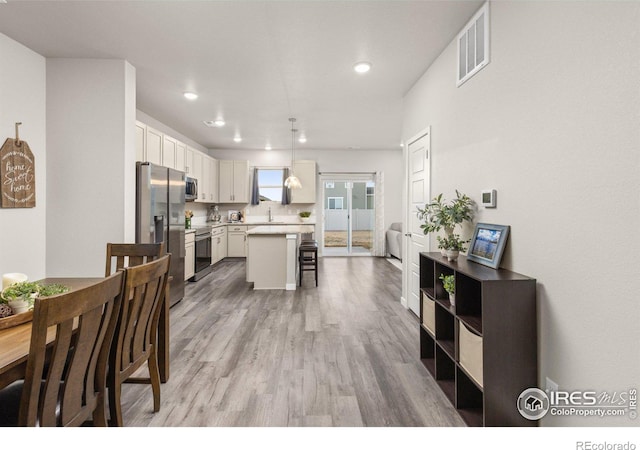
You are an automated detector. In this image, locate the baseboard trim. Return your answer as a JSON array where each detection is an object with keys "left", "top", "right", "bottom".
[
  {"left": 286, "top": 283, "right": 297, "bottom": 291},
  {"left": 400, "top": 296, "right": 408, "bottom": 309}
]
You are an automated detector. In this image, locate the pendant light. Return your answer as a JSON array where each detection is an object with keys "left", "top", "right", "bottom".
[{"left": 284, "top": 117, "right": 302, "bottom": 189}]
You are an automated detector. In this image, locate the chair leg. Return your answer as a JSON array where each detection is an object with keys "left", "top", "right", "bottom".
[
  {"left": 315, "top": 251, "right": 318, "bottom": 286},
  {"left": 148, "top": 348, "right": 161, "bottom": 413},
  {"left": 93, "top": 392, "right": 108, "bottom": 427},
  {"left": 299, "top": 253, "right": 303, "bottom": 286},
  {"left": 109, "top": 375, "right": 123, "bottom": 427}
]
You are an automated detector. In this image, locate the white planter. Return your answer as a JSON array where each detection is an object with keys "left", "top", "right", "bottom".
[
  {"left": 8, "top": 299, "right": 29, "bottom": 314},
  {"left": 299, "top": 216, "right": 310, "bottom": 223},
  {"left": 445, "top": 249, "right": 459, "bottom": 262},
  {"left": 449, "top": 293, "right": 455, "bottom": 307}
]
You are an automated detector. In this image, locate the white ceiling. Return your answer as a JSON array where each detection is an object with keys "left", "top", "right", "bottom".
[{"left": 0, "top": 0, "right": 482, "bottom": 151}]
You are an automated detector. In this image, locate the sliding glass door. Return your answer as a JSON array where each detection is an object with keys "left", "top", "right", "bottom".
[{"left": 322, "top": 176, "right": 375, "bottom": 256}]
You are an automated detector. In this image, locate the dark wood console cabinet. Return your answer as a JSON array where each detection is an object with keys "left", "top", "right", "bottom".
[{"left": 419, "top": 252, "right": 537, "bottom": 426}]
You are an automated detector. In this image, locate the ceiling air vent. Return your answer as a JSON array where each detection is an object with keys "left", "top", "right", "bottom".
[{"left": 457, "top": 2, "right": 490, "bottom": 87}]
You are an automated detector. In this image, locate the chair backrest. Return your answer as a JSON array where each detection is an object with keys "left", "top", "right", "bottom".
[
  {"left": 105, "top": 242, "right": 165, "bottom": 276},
  {"left": 111, "top": 254, "right": 171, "bottom": 379},
  {"left": 19, "top": 272, "right": 125, "bottom": 426}
]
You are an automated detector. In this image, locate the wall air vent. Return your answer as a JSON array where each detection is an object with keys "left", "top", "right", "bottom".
[{"left": 457, "top": 2, "right": 490, "bottom": 87}]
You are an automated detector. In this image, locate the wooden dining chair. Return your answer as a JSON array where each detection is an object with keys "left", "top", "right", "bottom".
[
  {"left": 105, "top": 242, "right": 165, "bottom": 276},
  {"left": 105, "top": 242, "right": 170, "bottom": 383},
  {"left": 0, "top": 272, "right": 125, "bottom": 426},
  {"left": 107, "top": 254, "right": 171, "bottom": 427}
]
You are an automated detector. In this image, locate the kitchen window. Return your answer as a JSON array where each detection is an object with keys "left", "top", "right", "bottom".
[{"left": 257, "top": 169, "right": 284, "bottom": 202}]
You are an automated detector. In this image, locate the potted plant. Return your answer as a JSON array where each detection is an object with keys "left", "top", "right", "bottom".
[
  {"left": 185, "top": 210, "right": 193, "bottom": 229},
  {"left": 439, "top": 274, "right": 455, "bottom": 306},
  {"left": 1, "top": 281, "right": 68, "bottom": 315},
  {"left": 437, "top": 234, "right": 469, "bottom": 262},
  {"left": 416, "top": 190, "right": 474, "bottom": 254},
  {"left": 299, "top": 211, "right": 311, "bottom": 223}
]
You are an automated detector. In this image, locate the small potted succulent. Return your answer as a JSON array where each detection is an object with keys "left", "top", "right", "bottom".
[
  {"left": 298, "top": 211, "right": 311, "bottom": 223},
  {"left": 436, "top": 234, "right": 469, "bottom": 262},
  {"left": 439, "top": 274, "right": 455, "bottom": 306}
]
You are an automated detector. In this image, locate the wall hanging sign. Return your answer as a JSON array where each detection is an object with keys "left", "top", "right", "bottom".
[{"left": 0, "top": 123, "right": 36, "bottom": 208}]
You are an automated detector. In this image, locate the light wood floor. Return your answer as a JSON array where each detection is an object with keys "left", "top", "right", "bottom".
[{"left": 120, "top": 257, "right": 465, "bottom": 427}]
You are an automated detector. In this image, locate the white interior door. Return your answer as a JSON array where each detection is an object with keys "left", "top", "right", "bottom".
[{"left": 405, "top": 129, "right": 430, "bottom": 316}]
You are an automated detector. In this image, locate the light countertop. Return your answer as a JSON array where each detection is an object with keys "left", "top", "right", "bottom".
[{"left": 246, "top": 225, "right": 316, "bottom": 235}]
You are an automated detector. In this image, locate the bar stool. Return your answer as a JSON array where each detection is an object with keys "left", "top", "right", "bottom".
[{"left": 299, "top": 240, "right": 318, "bottom": 287}]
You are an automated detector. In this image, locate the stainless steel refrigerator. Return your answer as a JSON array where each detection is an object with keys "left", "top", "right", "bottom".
[{"left": 136, "top": 162, "right": 185, "bottom": 307}]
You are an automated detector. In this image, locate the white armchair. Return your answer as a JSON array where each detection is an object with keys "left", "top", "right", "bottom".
[{"left": 386, "top": 222, "right": 402, "bottom": 260}]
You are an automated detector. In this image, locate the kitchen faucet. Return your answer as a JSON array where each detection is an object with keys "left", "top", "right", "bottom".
[{"left": 268, "top": 206, "right": 273, "bottom": 222}]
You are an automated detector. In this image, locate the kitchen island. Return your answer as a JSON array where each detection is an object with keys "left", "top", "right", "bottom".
[{"left": 246, "top": 224, "right": 315, "bottom": 290}]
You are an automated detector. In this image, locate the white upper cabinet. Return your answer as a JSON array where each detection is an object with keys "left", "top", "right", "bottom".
[
  {"left": 175, "top": 140, "right": 186, "bottom": 172},
  {"left": 162, "top": 134, "right": 177, "bottom": 169},
  {"left": 191, "top": 151, "right": 204, "bottom": 202},
  {"left": 145, "top": 126, "right": 163, "bottom": 166},
  {"left": 185, "top": 146, "right": 195, "bottom": 176},
  {"left": 210, "top": 158, "right": 219, "bottom": 203},
  {"left": 219, "top": 160, "right": 248, "bottom": 203},
  {"left": 135, "top": 121, "right": 146, "bottom": 162},
  {"left": 201, "top": 154, "right": 211, "bottom": 203},
  {"left": 291, "top": 160, "right": 317, "bottom": 204}
]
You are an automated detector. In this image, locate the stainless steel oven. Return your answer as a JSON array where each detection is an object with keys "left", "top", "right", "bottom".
[{"left": 192, "top": 227, "right": 213, "bottom": 281}]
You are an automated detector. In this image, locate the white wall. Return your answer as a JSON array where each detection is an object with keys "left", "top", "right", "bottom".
[
  {"left": 46, "top": 59, "right": 136, "bottom": 277},
  {"left": 0, "top": 33, "right": 47, "bottom": 280},
  {"left": 209, "top": 148, "right": 403, "bottom": 230},
  {"left": 402, "top": 2, "right": 640, "bottom": 426}
]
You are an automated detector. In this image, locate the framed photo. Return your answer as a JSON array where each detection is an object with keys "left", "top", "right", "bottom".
[{"left": 466, "top": 223, "right": 510, "bottom": 269}]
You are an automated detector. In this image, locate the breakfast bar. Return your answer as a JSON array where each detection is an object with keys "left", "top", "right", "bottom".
[{"left": 245, "top": 224, "right": 315, "bottom": 290}]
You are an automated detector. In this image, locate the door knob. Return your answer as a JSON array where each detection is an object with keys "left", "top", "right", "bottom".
[{"left": 404, "top": 233, "right": 412, "bottom": 237}]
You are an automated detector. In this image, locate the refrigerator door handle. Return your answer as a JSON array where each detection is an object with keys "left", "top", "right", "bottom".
[{"left": 154, "top": 215, "right": 165, "bottom": 244}]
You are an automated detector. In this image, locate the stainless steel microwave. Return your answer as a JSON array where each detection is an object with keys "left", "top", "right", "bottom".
[{"left": 185, "top": 176, "right": 197, "bottom": 202}]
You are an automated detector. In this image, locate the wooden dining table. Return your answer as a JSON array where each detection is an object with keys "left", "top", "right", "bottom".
[{"left": 0, "top": 278, "right": 104, "bottom": 390}]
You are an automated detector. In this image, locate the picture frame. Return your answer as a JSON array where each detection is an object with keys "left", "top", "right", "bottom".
[{"left": 466, "top": 223, "right": 510, "bottom": 269}]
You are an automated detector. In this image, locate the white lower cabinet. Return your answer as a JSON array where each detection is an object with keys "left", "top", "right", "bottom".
[
  {"left": 211, "top": 226, "right": 227, "bottom": 264},
  {"left": 227, "top": 225, "right": 247, "bottom": 257},
  {"left": 184, "top": 232, "right": 195, "bottom": 280}
]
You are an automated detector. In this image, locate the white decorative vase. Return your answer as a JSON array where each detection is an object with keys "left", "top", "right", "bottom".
[
  {"left": 445, "top": 249, "right": 459, "bottom": 262},
  {"left": 449, "top": 293, "right": 455, "bottom": 306},
  {"left": 300, "top": 216, "right": 310, "bottom": 223},
  {"left": 8, "top": 299, "right": 29, "bottom": 314}
]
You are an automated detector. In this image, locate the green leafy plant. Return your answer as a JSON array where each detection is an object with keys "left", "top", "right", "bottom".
[
  {"left": 416, "top": 190, "right": 474, "bottom": 235},
  {"left": 436, "top": 234, "right": 469, "bottom": 252},
  {"left": 1, "top": 281, "right": 69, "bottom": 308},
  {"left": 439, "top": 274, "right": 455, "bottom": 295},
  {"left": 299, "top": 211, "right": 311, "bottom": 218}
]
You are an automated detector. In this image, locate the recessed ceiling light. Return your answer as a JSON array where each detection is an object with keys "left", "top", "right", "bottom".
[
  {"left": 233, "top": 136, "right": 242, "bottom": 143},
  {"left": 265, "top": 145, "right": 272, "bottom": 151},
  {"left": 298, "top": 136, "right": 307, "bottom": 144},
  {"left": 353, "top": 61, "right": 372, "bottom": 74},
  {"left": 203, "top": 119, "right": 225, "bottom": 128},
  {"left": 183, "top": 92, "right": 198, "bottom": 100}
]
